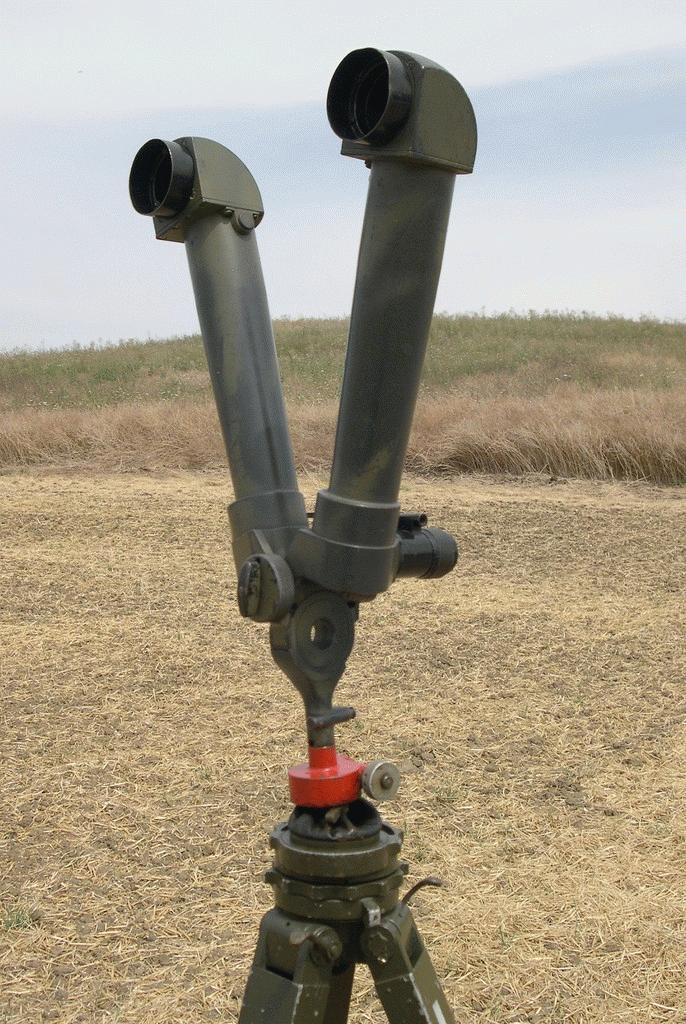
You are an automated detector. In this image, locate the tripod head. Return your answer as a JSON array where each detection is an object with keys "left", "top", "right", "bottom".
[{"left": 129, "top": 48, "right": 476, "bottom": 810}]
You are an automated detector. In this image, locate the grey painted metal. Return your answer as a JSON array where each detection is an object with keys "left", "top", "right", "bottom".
[
  {"left": 129, "top": 49, "right": 477, "bottom": 1023},
  {"left": 128, "top": 136, "right": 307, "bottom": 567},
  {"left": 289, "top": 162, "right": 455, "bottom": 597},
  {"left": 335, "top": 48, "right": 477, "bottom": 174},
  {"left": 322, "top": 965, "right": 356, "bottom": 1024},
  {"left": 240, "top": 820, "right": 456, "bottom": 1024},
  {"left": 184, "top": 214, "right": 300, "bottom": 503},
  {"left": 269, "top": 586, "right": 358, "bottom": 747},
  {"left": 328, "top": 162, "right": 454, "bottom": 505},
  {"left": 238, "top": 910, "right": 347, "bottom": 1024},
  {"left": 365, "top": 902, "right": 457, "bottom": 1024},
  {"left": 288, "top": 47, "right": 475, "bottom": 599},
  {"left": 240, "top": 905, "right": 456, "bottom": 1024}
]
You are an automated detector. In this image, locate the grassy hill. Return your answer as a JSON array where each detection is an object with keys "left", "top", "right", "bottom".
[{"left": 1, "top": 314, "right": 685, "bottom": 483}]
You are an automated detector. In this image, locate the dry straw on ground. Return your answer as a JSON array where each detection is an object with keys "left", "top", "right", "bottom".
[{"left": 2, "top": 470, "right": 685, "bottom": 1022}]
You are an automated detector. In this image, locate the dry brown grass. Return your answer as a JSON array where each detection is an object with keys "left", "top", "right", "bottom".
[
  {"left": 410, "top": 387, "right": 686, "bottom": 485},
  {"left": 2, "top": 314, "right": 684, "bottom": 484},
  {"left": 2, "top": 471, "right": 685, "bottom": 1022},
  {"left": 1, "top": 385, "right": 684, "bottom": 484}
]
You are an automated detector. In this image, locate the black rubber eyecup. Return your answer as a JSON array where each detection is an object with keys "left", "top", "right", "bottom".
[
  {"left": 129, "top": 138, "right": 194, "bottom": 217},
  {"left": 327, "top": 48, "right": 412, "bottom": 145}
]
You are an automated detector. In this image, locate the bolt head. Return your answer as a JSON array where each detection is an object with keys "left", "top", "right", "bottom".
[
  {"left": 362, "top": 760, "right": 401, "bottom": 801},
  {"left": 310, "top": 928, "right": 343, "bottom": 966},
  {"left": 365, "top": 928, "right": 392, "bottom": 964}
]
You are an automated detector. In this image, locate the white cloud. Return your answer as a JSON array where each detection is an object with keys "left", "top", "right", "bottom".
[
  {"left": 1, "top": 18, "right": 683, "bottom": 350},
  {"left": 2, "top": 0, "right": 686, "bottom": 120}
]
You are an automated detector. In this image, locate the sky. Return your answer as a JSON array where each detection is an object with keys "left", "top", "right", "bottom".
[{"left": 2, "top": 0, "right": 685, "bottom": 351}]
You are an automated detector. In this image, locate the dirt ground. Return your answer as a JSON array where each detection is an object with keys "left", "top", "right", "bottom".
[{"left": 1, "top": 470, "right": 685, "bottom": 1023}]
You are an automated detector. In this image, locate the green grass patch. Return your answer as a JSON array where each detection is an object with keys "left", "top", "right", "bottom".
[
  {"left": 2, "top": 905, "right": 36, "bottom": 931},
  {"left": 2, "top": 313, "right": 684, "bottom": 413}
]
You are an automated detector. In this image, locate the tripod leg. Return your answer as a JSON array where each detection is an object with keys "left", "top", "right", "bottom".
[
  {"left": 362, "top": 903, "right": 456, "bottom": 1024},
  {"left": 239, "top": 909, "right": 351, "bottom": 1024},
  {"left": 322, "top": 963, "right": 355, "bottom": 1024}
]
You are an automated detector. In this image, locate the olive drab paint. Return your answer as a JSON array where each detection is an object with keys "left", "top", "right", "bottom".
[{"left": 129, "top": 46, "right": 477, "bottom": 1024}]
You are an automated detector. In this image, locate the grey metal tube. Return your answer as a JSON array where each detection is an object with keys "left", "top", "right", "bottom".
[
  {"left": 184, "top": 214, "right": 299, "bottom": 501},
  {"left": 327, "top": 161, "right": 455, "bottom": 504}
]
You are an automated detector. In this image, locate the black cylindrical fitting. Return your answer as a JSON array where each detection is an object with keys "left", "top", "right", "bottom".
[
  {"left": 327, "top": 48, "right": 412, "bottom": 144},
  {"left": 129, "top": 139, "right": 194, "bottom": 217},
  {"left": 396, "top": 527, "right": 458, "bottom": 580}
]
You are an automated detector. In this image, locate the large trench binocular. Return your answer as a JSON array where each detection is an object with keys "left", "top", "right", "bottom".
[
  {"left": 131, "top": 47, "right": 477, "bottom": 1024},
  {"left": 130, "top": 46, "right": 476, "bottom": 801}
]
